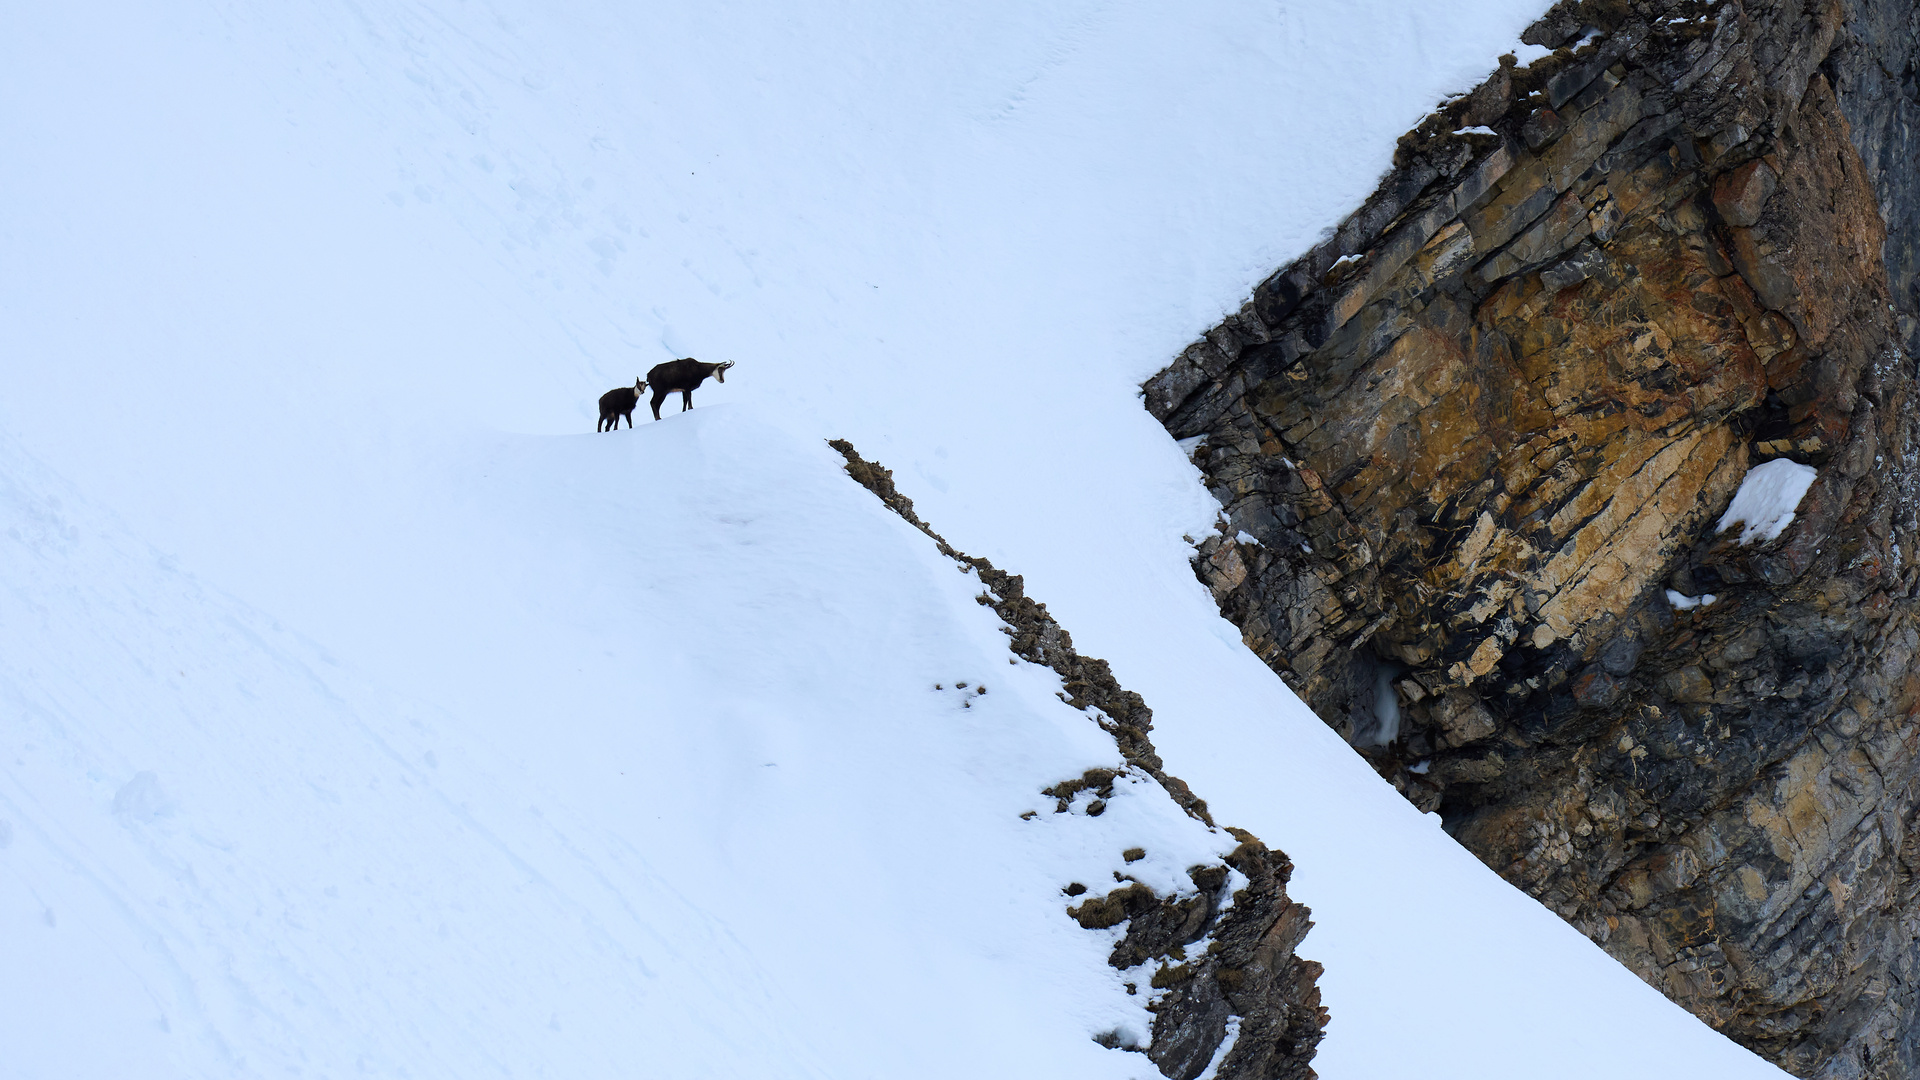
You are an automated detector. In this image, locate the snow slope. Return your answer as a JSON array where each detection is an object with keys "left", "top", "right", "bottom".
[
  {"left": 1, "top": 414, "right": 1229, "bottom": 1078},
  {"left": 1, "top": 0, "right": 1788, "bottom": 1077}
]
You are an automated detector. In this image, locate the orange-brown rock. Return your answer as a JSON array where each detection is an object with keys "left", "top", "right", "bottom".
[{"left": 1146, "top": 0, "right": 1920, "bottom": 1075}]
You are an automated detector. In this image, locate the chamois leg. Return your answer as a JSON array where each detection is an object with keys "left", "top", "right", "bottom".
[
  {"left": 681, "top": 390, "right": 693, "bottom": 412},
  {"left": 650, "top": 388, "right": 670, "bottom": 420}
]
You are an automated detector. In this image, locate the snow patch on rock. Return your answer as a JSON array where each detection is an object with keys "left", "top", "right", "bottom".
[{"left": 1716, "top": 459, "right": 1818, "bottom": 545}]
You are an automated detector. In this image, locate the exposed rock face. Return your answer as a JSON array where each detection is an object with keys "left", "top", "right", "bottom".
[
  {"left": 1145, "top": 1, "right": 1920, "bottom": 1075},
  {"left": 1830, "top": 0, "right": 1920, "bottom": 359},
  {"left": 828, "top": 441, "right": 1326, "bottom": 1079}
]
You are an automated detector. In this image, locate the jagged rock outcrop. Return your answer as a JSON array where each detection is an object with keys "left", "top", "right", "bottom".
[
  {"left": 829, "top": 440, "right": 1326, "bottom": 1079},
  {"left": 1145, "top": 1, "right": 1920, "bottom": 1076}
]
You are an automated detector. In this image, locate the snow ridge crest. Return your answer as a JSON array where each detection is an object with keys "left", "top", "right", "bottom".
[{"left": 828, "top": 439, "right": 1325, "bottom": 1080}]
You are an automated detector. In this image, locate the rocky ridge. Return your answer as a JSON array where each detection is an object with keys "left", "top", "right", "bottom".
[
  {"left": 1145, "top": 1, "right": 1920, "bottom": 1075},
  {"left": 829, "top": 440, "right": 1326, "bottom": 1080}
]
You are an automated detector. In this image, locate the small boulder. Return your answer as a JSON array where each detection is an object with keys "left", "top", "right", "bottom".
[
  {"left": 1661, "top": 666, "right": 1715, "bottom": 704},
  {"left": 1571, "top": 669, "right": 1625, "bottom": 708},
  {"left": 1522, "top": 106, "right": 1566, "bottom": 151},
  {"left": 1433, "top": 689, "right": 1498, "bottom": 745},
  {"left": 1712, "top": 160, "right": 1778, "bottom": 228}
]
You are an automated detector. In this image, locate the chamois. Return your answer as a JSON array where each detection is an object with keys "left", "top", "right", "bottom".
[
  {"left": 646, "top": 358, "right": 735, "bottom": 420},
  {"left": 597, "top": 378, "right": 647, "bottom": 431}
]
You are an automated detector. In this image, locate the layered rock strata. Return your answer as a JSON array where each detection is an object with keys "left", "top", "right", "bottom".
[
  {"left": 1145, "top": 1, "right": 1920, "bottom": 1075},
  {"left": 829, "top": 440, "right": 1326, "bottom": 1080}
]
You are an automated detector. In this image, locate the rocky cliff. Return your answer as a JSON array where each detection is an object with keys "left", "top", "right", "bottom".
[{"left": 1145, "top": 1, "right": 1920, "bottom": 1075}]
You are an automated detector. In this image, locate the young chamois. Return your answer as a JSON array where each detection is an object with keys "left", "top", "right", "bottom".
[
  {"left": 596, "top": 378, "right": 647, "bottom": 431},
  {"left": 646, "top": 358, "right": 735, "bottom": 419}
]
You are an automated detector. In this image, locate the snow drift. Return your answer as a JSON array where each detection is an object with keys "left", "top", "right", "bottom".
[{"left": 1, "top": 414, "right": 1243, "bottom": 1078}]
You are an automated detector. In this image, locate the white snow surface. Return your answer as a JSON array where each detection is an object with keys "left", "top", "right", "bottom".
[
  {"left": 1717, "top": 459, "right": 1820, "bottom": 545},
  {"left": 0, "top": 419, "right": 1211, "bottom": 1079},
  {"left": 1, "top": 2, "right": 1786, "bottom": 1078},
  {"left": 1667, "top": 589, "right": 1718, "bottom": 610}
]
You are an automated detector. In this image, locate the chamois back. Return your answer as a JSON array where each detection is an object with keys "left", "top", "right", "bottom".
[{"left": 645, "top": 358, "right": 736, "bottom": 419}]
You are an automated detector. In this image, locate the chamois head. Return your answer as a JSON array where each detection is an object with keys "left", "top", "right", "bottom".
[
  {"left": 634, "top": 377, "right": 648, "bottom": 393},
  {"left": 714, "top": 360, "right": 735, "bottom": 382}
]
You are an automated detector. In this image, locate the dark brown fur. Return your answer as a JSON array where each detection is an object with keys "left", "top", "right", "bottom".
[
  {"left": 645, "top": 358, "right": 734, "bottom": 419},
  {"left": 597, "top": 378, "right": 647, "bottom": 431}
]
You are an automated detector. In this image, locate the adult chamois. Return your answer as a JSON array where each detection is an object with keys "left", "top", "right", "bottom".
[
  {"left": 596, "top": 378, "right": 647, "bottom": 431},
  {"left": 646, "top": 358, "right": 735, "bottom": 420}
]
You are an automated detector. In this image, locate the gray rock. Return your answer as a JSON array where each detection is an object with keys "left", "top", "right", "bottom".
[{"left": 1141, "top": 1, "right": 1920, "bottom": 1074}]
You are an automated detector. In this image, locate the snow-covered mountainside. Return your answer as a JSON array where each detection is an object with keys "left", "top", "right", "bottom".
[
  {"left": 3, "top": 1, "right": 1787, "bottom": 1076},
  {"left": 1, "top": 415, "right": 1256, "bottom": 1078}
]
